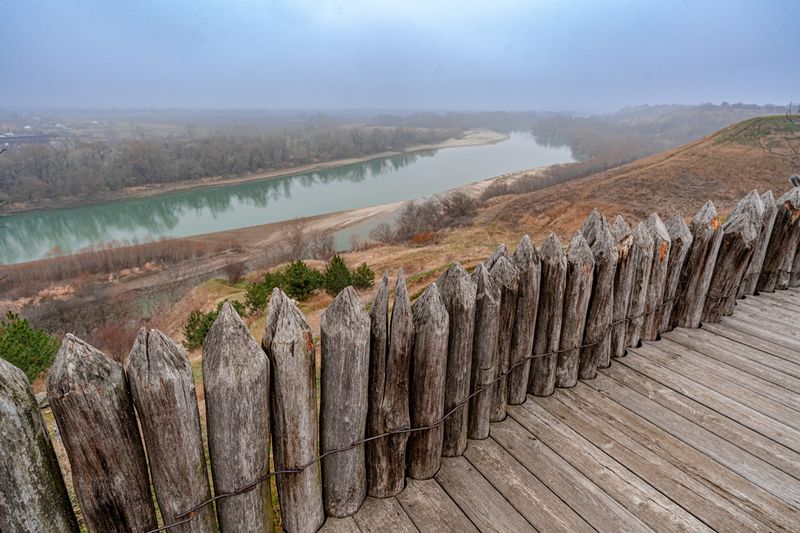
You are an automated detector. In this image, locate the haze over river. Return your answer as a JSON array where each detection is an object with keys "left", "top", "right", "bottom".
[{"left": 0, "top": 133, "right": 573, "bottom": 264}]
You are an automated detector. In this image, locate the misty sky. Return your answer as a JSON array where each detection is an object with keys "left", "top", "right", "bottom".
[{"left": 2, "top": 0, "right": 797, "bottom": 112}]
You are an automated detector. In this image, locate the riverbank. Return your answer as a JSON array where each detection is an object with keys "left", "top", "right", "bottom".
[{"left": 1, "top": 129, "right": 508, "bottom": 215}]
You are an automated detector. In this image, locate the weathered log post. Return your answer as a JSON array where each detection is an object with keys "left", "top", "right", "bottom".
[
  {"left": 610, "top": 216, "right": 635, "bottom": 358},
  {"left": 127, "top": 329, "right": 216, "bottom": 533},
  {"left": 656, "top": 214, "right": 693, "bottom": 335},
  {"left": 407, "top": 284, "right": 449, "bottom": 479},
  {"left": 758, "top": 187, "right": 800, "bottom": 292},
  {"left": 723, "top": 191, "right": 763, "bottom": 315},
  {"left": 507, "top": 235, "right": 540, "bottom": 405},
  {"left": 435, "top": 263, "right": 476, "bottom": 456},
  {"left": 529, "top": 234, "right": 566, "bottom": 396},
  {"left": 488, "top": 255, "right": 519, "bottom": 422},
  {"left": 262, "top": 290, "right": 324, "bottom": 533},
  {"left": 580, "top": 209, "right": 617, "bottom": 376},
  {"left": 740, "top": 191, "right": 777, "bottom": 296},
  {"left": 641, "top": 214, "right": 671, "bottom": 341},
  {"left": 468, "top": 264, "right": 500, "bottom": 439},
  {"left": 625, "top": 222, "right": 654, "bottom": 348},
  {"left": 320, "top": 287, "right": 370, "bottom": 517},
  {"left": 47, "top": 335, "right": 156, "bottom": 533},
  {"left": 671, "top": 201, "right": 723, "bottom": 329},
  {"left": 485, "top": 243, "right": 510, "bottom": 267},
  {"left": 555, "top": 232, "right": 594, "bottom": 388},
  {"left": 702, "top": 194, "right": 760, "bottom": 323},
  {"left": 366, "top": 271, "right": 413, "bottom": 498},
  {"left": 0, "top": 358, "right": 78, "bottom": 533}
]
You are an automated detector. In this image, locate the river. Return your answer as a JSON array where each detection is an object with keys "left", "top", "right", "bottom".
[{"left": 0, "top": 132, "right": 573, "bottom": 264}]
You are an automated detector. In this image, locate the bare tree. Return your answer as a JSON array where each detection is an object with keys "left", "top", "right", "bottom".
[
  {"left": 369, "top": 222, "right": 394, "bottom": 243},
  {"left": 757, "top": 103, "right": 800, "bottom": 170},
  {"left": 310, "top": 229, "right": 336, "bottom": 260},
  {"left": 287, "top": 218, "right": 308, "bottom": 260}
]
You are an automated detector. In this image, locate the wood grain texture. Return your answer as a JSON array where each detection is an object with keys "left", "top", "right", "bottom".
[
  {"left": 625, "top": 222, "right": 654, "bottom": 348},
  {"left": 529, "top": 234, "right": 566, "bottom": 395},
  {"left": 396, "top": 478, "right": 478, "bottom": 533},
  {"left": 0, "top": 357, "right": 78, "bottom": 533},
  {"left": 47, "top": 335, "right": 156, "bottom": 533},
  {"left": 435, "top": 262, "right": 476, "bottom": 456},
  {"left": 671, "top": 201, "right": 723, "bottom": 329},
  {"left": 468, "top": 264, "right": 500, "bottom": 439},
  {"left": 262, "top": 290, "right": 324, "bottom": 533},
  {"left": 352, "top": 496, "right": 418, "bottom": 533},
  {"left": 758, "top": 187, "right": 800, "bottom": 292},
  {"left": 701, "top": 193, "right": 760, "bottom": 323},
  {"left": 366, "top": 271, "right": 413, "bottom": 497},
  {"left": 656, "top": 214, "right": 693, "bottom": 334},
  {"left": 641, "top": 213, "right": 671, "bottom": 341},
  {"left": 580, "top": 209, "right": 618, "bottom": 376},
  {"left": 407, "top": 284, "right": 449, "bottom": 479},
  {"left": 723, "top": 191, "right": 764, "bottom": 315},
  {"left": 127, "top": 328, "right": 216, "bottom": 533},
  {"left": 488, "top": 254, "right": 519, "bottom": 421},
  {"left": 507, "top": 235, "right": 541, "bottom": 405},
  {"left": 610, "top": 215, "right": 636, "bottom": 358},
  {"left": 320, "top": 287, "right": 370, "bottom": 517},
  {"left": 740, "top": 191, "right": 777, "bottom": 296},
  {"left": 555, "top": 232, "right": 594, "bottom": 389}
]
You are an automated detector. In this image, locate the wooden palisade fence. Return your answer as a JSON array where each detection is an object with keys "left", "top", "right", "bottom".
[{"left": 2, "top": 186, "right": 799, "bottom": 532}]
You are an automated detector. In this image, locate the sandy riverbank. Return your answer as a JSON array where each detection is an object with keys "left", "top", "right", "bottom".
[{"left": 2, "top": 129, "right": 508, "bottom": 215}]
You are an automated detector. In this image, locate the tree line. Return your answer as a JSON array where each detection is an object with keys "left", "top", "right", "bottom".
[{"left": 0, "top": 126, "right": 457, "bottom": 204}]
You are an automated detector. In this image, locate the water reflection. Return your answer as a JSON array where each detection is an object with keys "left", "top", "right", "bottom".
[{"left": 0, "top": 135, "right": 571, "bottom": 264}]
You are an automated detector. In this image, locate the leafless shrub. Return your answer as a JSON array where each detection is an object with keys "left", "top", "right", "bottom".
[
  {"left": 441, "top": 191, "right": 478, "bottom": 222},
  {"left": 90, "top": 321, "right": 139, "bottom": 363},
  {"left": 369, "top": 222, "right": 394, "bottom": 243},
  {"left": 287, "top": 219, "right": 308, "bottom": 260},
  {"left": 223, "top": 260, "right": 246, "bottom": 284},
  {"left": 310, "top": 229, "right": 337, "bottom": 260}
]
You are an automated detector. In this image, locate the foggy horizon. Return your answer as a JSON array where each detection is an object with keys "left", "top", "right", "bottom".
[{"left": 3, "top": 1, "right": 797, "bottom": 112}]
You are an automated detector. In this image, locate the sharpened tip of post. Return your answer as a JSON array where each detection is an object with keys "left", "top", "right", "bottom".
[
  {"left": 540, "top": 233, "right": 566, "bottom": 266},
  {"left": 693, "top": 201, "right": 718, "bottom": 227},
  {"left": 513, "top": 234, "right": 539, "bottom": 268},
  {"left": 489, "top": 255, "right": 519, "bottom": 287},
  {"left": 484, "top": 243, "right": 509, "bottom": 269},
  {"left": 472, "top": 263, "right": 500, "bottom": 303},
  {"left": 411, "top": 283, "right": 448, "bottom": 327},
  {"left": 633, "top": 221, "right": 655, "bottom": 250},
  {"left": 322, "top": 286, "right": 368, "bottom": 330},
  {"left": 646, "top": 213, "right": 670, "bottom": 242},
  {"left": 566, "top": 231, "right": 594, "bottom": 265},
  {"left": 665, "top": 213, "right": 692, "bottom": 244}
]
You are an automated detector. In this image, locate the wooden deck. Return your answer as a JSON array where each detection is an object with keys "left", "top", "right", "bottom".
[{"left": 322, "top": 289, "right": 800, "bottom": 533}]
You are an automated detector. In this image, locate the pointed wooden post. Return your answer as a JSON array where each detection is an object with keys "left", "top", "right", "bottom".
[
  {"left": 484, "top": 242, "right": 510, "bottom": 268},
  {"left": 0, "top": 358, "right": 78, "bottom": 533},
  {"left": 641, "top": 213, "right": 671, "bottom": 341},
  {"left": 366, "top": 272, "right": 413, "bottom": 498},
  {"left": 758, "top": 187, "right": 800, "bottom": 292},
  {"left": 580, "top": 209, "right": 617, "bottom": 376},
  {"left": 407, "top": 284, "right": 449, "bottom": 479},
  {"left": 468, "top": 264, "right": 500, "bottom": 439},
  {"left": 740, "top": 191, "right": 777, "bottom": 296},
  {"left": 610, "top": 216, "right": 635, "bottom": 358},
  {"left": 436, "top": 263, "right": 476, "bottom": 456},
  {"left": 625, "top": 222, "right": 654, "bottom": 348},
  {"left": 47, "top": 335, "right": 157, "bottom": 533},
  {"left": 488, "top": 255, "right": 519, "bottom": 421},
  {"left": 127, "top": 328, "right": 216, "bottom": 533},
  {"left": 657, "top": 214, "right": 693, "bottom": 334},
  {"left": 507, "top": 235, "right": 540, "bottom": 405},
  {"left": 671, "top": 201, "right": 723, "bottom": 329},
  {"left": 702, "top": 194, "right": 760, "bottom": 323},
  {"left": 320, "top": 287, "right": 370, "bottom": 517},
  {"left": 529, "top": 234, "right": 566, "bottom": 396},
  {"left": 262, "top": 290, "right": 324, "bottom": 533},
  {"left": 723, "top": 191, "right": 763, "bottom": 315},
  {"left": 555, "top": 232, "right": 594, "bottom": 388}
]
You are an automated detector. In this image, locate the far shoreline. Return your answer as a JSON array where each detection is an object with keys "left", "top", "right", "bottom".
[{"left": 1, "top": 129, "right": 509, "bottom": 216}]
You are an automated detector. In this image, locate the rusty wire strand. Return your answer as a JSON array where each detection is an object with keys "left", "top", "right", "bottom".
[{"left": 145, "top": 294, "right": 688, "bottom": 533}]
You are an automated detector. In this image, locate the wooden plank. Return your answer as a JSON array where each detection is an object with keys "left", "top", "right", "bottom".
[
  {"left": 619, "top": 345, "right": 800, "bottom": 453},
  {"left": 720, "top": 314, "right": 800, "bottom": 354},
  {"left": 352, "top": 497, "right": 419, "bottom": 533},
  {"left": 761, "top": 288, "right": 800, "bottom": 306},
  {"left": 546, "top": 385, "right": 793, "bottom": 532},
  {"left": 318, "top": 516, "right": 361, "bottom": 533},
  {"left": 664, "top": 328, "right": 800, "bottom": 393},
  {"left": 602, "top": 359, "right": 800, "bottom": 480},
  {"left": 396, "top": 478, "right": 478, "bottom": 533},
  {"left": 734, "top": 299, "right": 800, "bottom": 338},
  {"left": 702, "top": 321, "right": 800, "bottom": 365},
  {"left": 435, "top": 456, "right": 536, "bottom": 533},
  {"left": 490, "top": 417, "right": 653, "bottom": 532},
  {"left": 464, "top": 438, "right": 594, "bottom": 533},
  {"left": 652, "top": 337, "right": 800, "bottom": 413},
  {"left": 586, "top": 371, "right": 800, "bottom": 508},
  {"left": 510, "top": 401, "right": 711, "bottom": 532}
]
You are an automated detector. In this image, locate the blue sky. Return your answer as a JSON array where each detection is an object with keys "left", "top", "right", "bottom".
[{"left": 1, "top": 0, "right": 797, "bottom": 111}]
